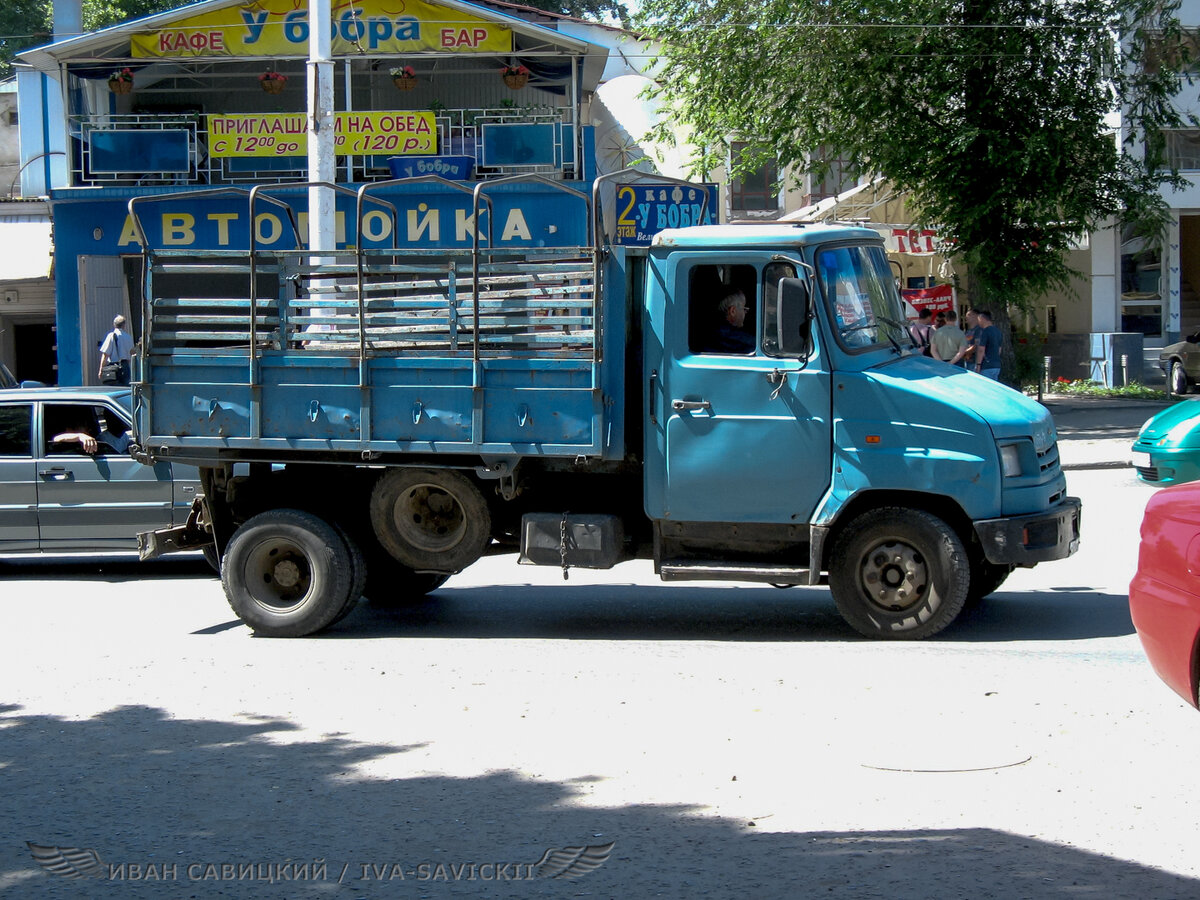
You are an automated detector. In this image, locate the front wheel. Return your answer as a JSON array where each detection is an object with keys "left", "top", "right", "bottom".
[
  {"left": 222, "top": 509, "right": 352, "bottom": 637},
  {"left": 828, "top": 508, "right": 969, "bottom": 640},
  {"left": 965, "top": 560, "right": 1014, "bottom": 608},
  {"left": 1170, "top": 360, "right": 1190, "bottom": 396}
]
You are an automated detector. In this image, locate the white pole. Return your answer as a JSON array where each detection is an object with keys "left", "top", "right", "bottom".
[{"left": 308, "top": 0, "right": 335, "bottom": 251}]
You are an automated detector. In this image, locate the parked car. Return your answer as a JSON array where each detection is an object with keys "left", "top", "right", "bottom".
[
  {"left": 0, "top": 386, "right": 211, "bottom": 565},
  {"left": 1131, "top": 399, "right": 1200, "bottom": 485},
  {"left": 1159, "top": 331, "right": 1200, "bottom": 395},
  {"left": 1129, "top": 480, "right": 1200, "bottom": 709}
]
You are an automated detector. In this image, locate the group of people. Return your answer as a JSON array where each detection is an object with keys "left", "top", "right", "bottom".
[{"left": 908, "top": 307, "right": 1002, "bottom": 380}]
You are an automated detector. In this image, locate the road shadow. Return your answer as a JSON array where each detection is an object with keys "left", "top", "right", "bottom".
[
  {"left": 315, "top": 582, "right": 1134, "bottom": 643},
  {"left": 0, "top": 555, "right": 215, "bottom": 583},
  {"left": 0, "top": 704, "right": 1192, "bottom": 898}
]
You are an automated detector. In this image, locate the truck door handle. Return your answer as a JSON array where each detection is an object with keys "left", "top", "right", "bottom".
[
  {"left": 672, "top": 399, "right": 712, "bottom": 412},
  {"left": 39, "top": 467, "right": 71, "bottom": 480}
]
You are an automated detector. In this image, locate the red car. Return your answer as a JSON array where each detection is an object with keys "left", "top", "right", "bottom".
[{"left": 1130, "top": 480, "right": 1200, "bottom": 708}]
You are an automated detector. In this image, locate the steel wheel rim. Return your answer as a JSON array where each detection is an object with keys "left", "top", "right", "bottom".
[
  {"left": 392, "top": 483, "right": 468, "bottom": 552},
  {"left": 857, "top": 539, "right": 928, "bottom": 612},
  {"left": 243, "top": 538, "right": 313, "bottom": 612},
  {"left": 1172, "top": 363, "right": 1187, "bottom": 394}
]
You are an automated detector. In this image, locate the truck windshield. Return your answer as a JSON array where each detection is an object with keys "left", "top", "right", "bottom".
[{"left": 816, "top": 244, "right": 909, "bottom": 351}]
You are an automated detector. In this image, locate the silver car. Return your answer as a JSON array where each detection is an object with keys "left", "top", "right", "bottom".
[
  {"left": 0, "top": 386, "right": 208, "bottom": 562},
  {"left": 1160, "top": 331, "right": 1200, "bottom": 394}
]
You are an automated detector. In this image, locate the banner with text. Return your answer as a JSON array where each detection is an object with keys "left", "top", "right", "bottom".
[
  {"left": 132, "top": 0, "right": 511, "bottom": 58},
  {"left": 206, "top": 111, "right": 437, "bottom": 158}
]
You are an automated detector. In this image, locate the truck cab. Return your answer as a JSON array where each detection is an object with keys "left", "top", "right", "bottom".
[{"left": 642, "top": 224, "right": 1079, "bottom": 638}]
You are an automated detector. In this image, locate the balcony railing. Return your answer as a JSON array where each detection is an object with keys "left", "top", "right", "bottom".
[{"left": 67, "top": 105, "right": 578, "bottom": 188}]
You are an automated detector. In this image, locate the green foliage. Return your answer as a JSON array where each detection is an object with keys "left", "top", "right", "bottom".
[
  {"left": 0, "top": 0, "right": 50, "bottom": 79},
  {"left": 1, "top": 0, "right": 188, "bottom": 79},
  {"left": 634, "top": 0, "right": 1193, "bottom": 317},
  {"left": 505, "top": 0, "right": 628, "bottom": 24},
  {"left": 1032, "top": 378, "right": 1167, "bottom": 399},
  {"left": 1011, "top": 332, "right": 1048, "bottom": 387}
]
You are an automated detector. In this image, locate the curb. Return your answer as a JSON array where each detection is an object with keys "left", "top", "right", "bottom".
[{"left": 1061, "top": 460, "right": 1131, "bottom": 471}]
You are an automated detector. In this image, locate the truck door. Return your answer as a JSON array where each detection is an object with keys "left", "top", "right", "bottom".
[{"left": 644, "top": 258, "right": 832, "bottom": 523}]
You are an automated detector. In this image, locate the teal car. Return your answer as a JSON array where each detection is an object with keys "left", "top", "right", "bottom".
[{"left": 1132, "top": 400, "right": 1200, "bottom": 485}]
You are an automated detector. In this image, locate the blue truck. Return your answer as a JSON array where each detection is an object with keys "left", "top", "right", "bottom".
[{"left": 132, "top": 174, "right": 1080, "bottom": 639}]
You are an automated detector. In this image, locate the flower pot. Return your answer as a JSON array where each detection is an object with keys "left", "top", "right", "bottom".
[
  {"left": 261, "top": 79, "right": 286, "bottom": 94},
  {"left": 109, "top": 80, "right": 133, "bottom": 95},
  {"left": 502, "top": 73, "right": 529, "bottom": 90},
  {"left": 393, "top": 76, "right": 417, "bottom": 91}
]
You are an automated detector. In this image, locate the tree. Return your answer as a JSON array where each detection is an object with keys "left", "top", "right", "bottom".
[
  {"left": 635, "top": 0, "right": 1194, "bottom": 381},
  {"left": 516, "top": 0, "right": 629, "bottom": 25},
  {"left": 1, "top": 0, "right": 185, "bottom": 79}
]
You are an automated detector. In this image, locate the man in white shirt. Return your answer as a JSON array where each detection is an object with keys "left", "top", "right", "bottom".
[{"left": 98, "top": 315, "right": 135, "bottom": 385}]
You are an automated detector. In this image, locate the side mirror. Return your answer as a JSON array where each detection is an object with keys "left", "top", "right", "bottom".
[{"left": 776, "top": 277, "right": 811, "bottom": 357}]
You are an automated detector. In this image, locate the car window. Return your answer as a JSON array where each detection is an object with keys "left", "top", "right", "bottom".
[
  {"left": 44, "top": 403, "right": 131, "bottom": 456},
  {"left": 0, "top": 405, "right": 33, "bottom": 456}
]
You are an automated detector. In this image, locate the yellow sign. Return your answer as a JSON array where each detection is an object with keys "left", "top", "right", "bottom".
[
  {"left": 207, "top": 111, "right": 437, "bottom": 157},
  {"left": 132, "top": 0, "right": 511, "bottom": 58}
]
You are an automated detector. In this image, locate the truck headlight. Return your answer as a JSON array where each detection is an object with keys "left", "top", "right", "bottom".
[{"left": 999, "top": 443, "right": 1022, "bottom": 477}]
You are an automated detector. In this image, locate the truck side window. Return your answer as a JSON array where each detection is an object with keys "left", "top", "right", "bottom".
[
  {"left": 762, "top": 261, "right": 798, "bottom": 357},
  {"left": 687, "top": 263, "right": 758, "bottom": 355}
]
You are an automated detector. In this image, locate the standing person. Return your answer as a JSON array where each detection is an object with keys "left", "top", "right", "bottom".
[
  {"left": 908, "top": 308, "right": 934, "bottom": 356},
  {"left": 973, "top": 308, "right": 1002, "bottom": 380},
  {"left": 931, "top": 309, "right": 970, "bottom": 366},
  {"left": 98, "top": 315, "right": 134, "bottom": 385}
]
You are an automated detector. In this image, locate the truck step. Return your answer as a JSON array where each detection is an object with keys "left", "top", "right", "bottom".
[{"left": 659, "top": 561, "right": 811, "bottom": 585}]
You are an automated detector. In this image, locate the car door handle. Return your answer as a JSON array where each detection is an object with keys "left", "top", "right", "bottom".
[
  {"left": 38, "top": 467, "right": 72, "bottom": 480},
  {"left": 672, "top": 399, "right": 712, "bottom": 412}
]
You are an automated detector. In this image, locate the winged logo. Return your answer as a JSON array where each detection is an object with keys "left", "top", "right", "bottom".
[
  {"left": 26, "top": 842, "right": 107, "bottom": 879},
  {"left": 533, "top": 841, "right": 614, "bottom": 879}
]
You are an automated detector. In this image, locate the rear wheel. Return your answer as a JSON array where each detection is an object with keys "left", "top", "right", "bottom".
[
  {"left": 364, "top": 545, "right": 450, "bottom": 605},
  {"left": 828, "top": 508, "right": 969, "bottom": 640},
  {"left": 328, "top": 525, "right": 368, "bottom": 626},
  {"left": 222, "top": 509, "right": 351, "bottom": 637},
  {"left": 369, "top": 468, "right": 491, "bottom": 571},
  {"left": 1170, "top": 360, "right": 1190, "bottom": 396}
]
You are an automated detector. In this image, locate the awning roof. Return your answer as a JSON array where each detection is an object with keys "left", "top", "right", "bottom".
[
  {"left": 17, "top": 0, "right": 608, "bottom": 88},
  {"left": 780, "top": 176, "right": 910, "bottom": 228}
]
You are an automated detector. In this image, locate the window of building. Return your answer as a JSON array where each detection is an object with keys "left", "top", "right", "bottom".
[
  {"left": 729, "top": 143, "right": 779, "bottom": 217},
  {"left": 1144, "top": 29, "right": 1200, "bottom": 74},
  {"left": 1165, "top": 130, "right": 1200, "bottom": 170}
]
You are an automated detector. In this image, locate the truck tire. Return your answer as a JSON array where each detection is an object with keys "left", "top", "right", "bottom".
[
  {"left": 202, "top": 544, "right": 220, "bottom": 575},
  {"left": 365, "top": 552, "right": 450, "bottom": 606},
  {"left": 221, "top": 509, "right": 352, "bottom": 637},
  {"left": 328, "top": 525, "right": 368, "bottom": 626},
  {"left": 828, "top": 508, "right": 969, "bottom": 640},
  {"left": 965, "top": 560, "right": 1014, "bottom": 607},
  {"left": 369, "top": 468, "right": 491, "bottom": 572},
  {"left": 1170, "top": 360, "right": 1190, "bottom": 396}
]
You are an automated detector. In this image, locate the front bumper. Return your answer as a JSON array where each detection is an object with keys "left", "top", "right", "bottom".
[
  {"left": 973, "top": 496, "right": 1081, "bottom": 565},
  {"left": 1131, "top": 442, "right": 1200, "bottom": 486}
]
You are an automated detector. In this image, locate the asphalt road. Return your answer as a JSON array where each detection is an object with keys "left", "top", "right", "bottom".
[{"left": 0, "top": 463, "right": 1197, "bottom": 898}]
